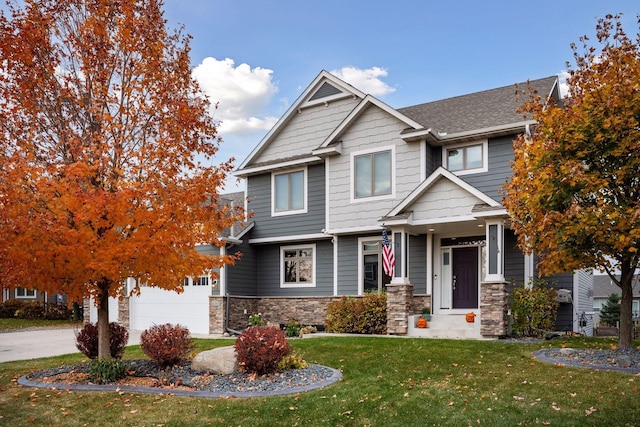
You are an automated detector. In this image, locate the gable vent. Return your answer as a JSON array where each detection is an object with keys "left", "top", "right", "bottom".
[{"left": 309, "top": 82, "right": 343, "bottom": 101}]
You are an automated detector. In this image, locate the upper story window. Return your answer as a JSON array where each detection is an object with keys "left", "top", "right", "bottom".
[
  {"left": 352, "top": 147, "right": 394, "bottom": 202},
  {"left": 444, "top": 140, "right": 488, "bottom": 175},
  {"left": 272, "top": 168, "right": 307, "bottom": 216},
  {"left": 16, "top": 287, "right": 36, "bottom": 299},
  {"left": 281, "top": 244, "right": 316, "bottom": 288}
]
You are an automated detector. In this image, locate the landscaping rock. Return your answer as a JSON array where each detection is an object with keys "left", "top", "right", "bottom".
[{"left": 191, "top": 346, "right": 237, "bottom": 375}]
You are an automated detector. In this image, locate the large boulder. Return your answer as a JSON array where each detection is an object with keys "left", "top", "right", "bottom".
[{"left": 191, "top": 346, "right": 237, "bottom": 375}]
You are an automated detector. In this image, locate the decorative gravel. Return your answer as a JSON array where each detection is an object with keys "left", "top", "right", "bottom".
[
  {"left": 533, "top": 347, "right": 640, "bottom": 374},
  {"left": 20, "top": 360, "right": 342, "bottom": 398}
]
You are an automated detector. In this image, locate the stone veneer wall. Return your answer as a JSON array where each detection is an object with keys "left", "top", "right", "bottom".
[
  {"left": 480, "top": 282, "right": 509, "bottom": 337},
  {"left": 118, "top": 297, "right": 130, "bottom": 329},
  {"left": 386, "top": 284, "right": 414, "bottom": 335},
  {"left": 411, "top": 294, "right": 430, "bottom": 315},
  {"left": 210, "top": 295, "right": 356, "bottom": 334}
]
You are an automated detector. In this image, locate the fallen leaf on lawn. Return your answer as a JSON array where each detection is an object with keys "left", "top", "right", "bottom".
[
  {"left": 513, "top": 396, "right": 524, "bottom": 401},
  {"left": 130, "top": 409, "right": 138, "bottom": 414},
  {"left": 403, "top": 392, "right": 409, "bottom": 397},
  {"left": 552, "top": 403, "right": 561, "bottom": 411},
  {"left": 341, "top": 410, "right": 353, "bottom": 415},
  {"left": 585, "top": 406, "right": 597, "bottom": 416},
  {"left": 448, "top": 401, "right": 455, "bottom": 406},
  {"left": 543, "top": 420, "right": 550, "bottom": 425}
]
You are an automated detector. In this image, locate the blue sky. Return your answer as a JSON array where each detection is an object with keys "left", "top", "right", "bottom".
[{"left": 160, "top": 1, "right": 638, "bottom": 192}]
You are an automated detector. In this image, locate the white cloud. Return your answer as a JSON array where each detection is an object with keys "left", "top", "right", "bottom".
[
  {"left": 192, "top": 57, "right": 279, "bottom": 135},
  {"left": 330, "top": 66, "right": 395, "bottom": 96}
]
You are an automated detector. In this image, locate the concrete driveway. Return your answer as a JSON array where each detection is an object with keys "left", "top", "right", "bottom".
[{"left": 0, "top": 328, "right": 142, "bottom": 363}]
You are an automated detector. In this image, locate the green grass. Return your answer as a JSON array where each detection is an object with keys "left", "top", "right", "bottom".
[
  {"left": 0, "top": 318, "right": 82, "bottom": 331},
  {"left": 1, "top": 336, "right": 639, "bottom": 426}
]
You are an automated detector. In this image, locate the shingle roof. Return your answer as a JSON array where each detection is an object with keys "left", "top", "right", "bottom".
[
  {"left": 397, "top": 76, "right": 558, "bottom": 135},
  {"left": 593, "top": 275, "right": 640, "bottom": 298}
]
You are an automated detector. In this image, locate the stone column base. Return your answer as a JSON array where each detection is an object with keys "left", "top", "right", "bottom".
[
  {"left": 480, "top": 281, "right": 509, "bottom": 337},
  {"left": 386, "top": 284, "right": 414, "bottom": 335}
]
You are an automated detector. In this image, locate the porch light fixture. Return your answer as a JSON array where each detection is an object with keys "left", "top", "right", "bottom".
[
  {"left": 428, "top": 228, "right": 435, "bottom": 232},
  {"left": 477, "top": 224, "right": 484, "bottom": 227}
]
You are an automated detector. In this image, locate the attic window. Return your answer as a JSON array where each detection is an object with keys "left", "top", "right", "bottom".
[
  {"left": 309, "top": 82, "right": 342, "bottom": 101},
  {"left": 443, "top": 140, "right": 488, "bottom": 176}
]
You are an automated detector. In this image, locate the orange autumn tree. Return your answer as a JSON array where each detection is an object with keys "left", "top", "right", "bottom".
[
  {"left": 504, "top": 14, "right": 640, "bottom": 349},
  {"left": 0, "top": 0, "right": 243, "bottom": 358}
]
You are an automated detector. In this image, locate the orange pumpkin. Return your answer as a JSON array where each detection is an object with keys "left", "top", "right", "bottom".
[
  {"left": 417, "top": 317, "right": 428, "bottom": 328},
  {"left": 465, "top": 312, "right": 476, "bottom": 323}
]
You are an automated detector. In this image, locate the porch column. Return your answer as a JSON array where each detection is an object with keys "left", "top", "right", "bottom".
[
  {"left": 390, "top": 229, "right": 410, "bottom": 285},
  {"left": 484, "top": 219, "right": 504, "bottom": 282},
  {"left": 386, "top": 227, "right": 413, "bottom": 335}
]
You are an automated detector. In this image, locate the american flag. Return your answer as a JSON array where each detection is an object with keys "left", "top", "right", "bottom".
[{"left": 382, "top": 229, "right": 395, "bottom": 277}]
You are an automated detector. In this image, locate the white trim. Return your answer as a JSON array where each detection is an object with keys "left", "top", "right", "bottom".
[
  {"left": 350, "top": 145, "right": 396, "bottom": 203},
  {"left": 387, "top": 166, "right": 500, "bottom": 218},
  {"left": 248, "top": 233, "right": 329, "bottom": 244},
  {"left": 426, "top": 233, "right": 433, "bottom": 295},
  {"left": 280, "top": 244, "right": 316, "bottom": 288},
  {"left": 271, "top": 167, "right": 308, "bottom": 217},
  {"left": 325, "top": 225, "right": 384, "bottom": 235},
  {"left": 524, "top": 253, "right": 535, "bottom": 286},
  {"left": 236, "top": 156, "right": 321, "bottom": 178},
  {"left": 219, "top": 245, "right": 226, "bottom": 296},
  {"left": 237, "top": 70, "right": 365, "bottom": 171},
  {"left": 442, "top": 140, "right": 489, "bottom": 176},
  {"left": 325, "top": 158, "right": 331, "bottom": 232},
  {"left": 484, "top": 219, "right": 505, "bottom": 282},
  {"left": 420, "top": 140, "right": 427, "bottom": 182},
  {"left": 318, "top": 95, "right": 424, "bottom": 149},
  {"left": 333, "top": 236, "right": 338, "bottom": 296}
]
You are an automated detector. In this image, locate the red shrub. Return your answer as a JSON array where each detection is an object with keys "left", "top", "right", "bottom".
[
  {"left": 140, "top": 323, "right": 194, "bottom": 368},
  {"left": 75, "top": 322, "right": 129, "bottom": 359},
  {"left": 235, "top": 326, "right": 290, "bottom": 375}
]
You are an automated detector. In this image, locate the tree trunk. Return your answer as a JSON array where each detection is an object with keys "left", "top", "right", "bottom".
[
  {"left": 97, "top": 279, "right": 111, "bottom": 359},
  {"left": 617, "top": 262, "right": 634, "bottom": 349}
]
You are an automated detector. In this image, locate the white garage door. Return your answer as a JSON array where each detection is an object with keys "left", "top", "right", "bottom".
[{"left": 129, "top": 279, "right": 211, "bottom": 335}]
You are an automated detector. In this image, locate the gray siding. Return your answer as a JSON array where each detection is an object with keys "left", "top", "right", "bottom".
[
  {"left": 409, "top": 234, "right": 427, "bottom": 293},
  {"left": 545, "top": 272, "right": 575, "bottom": 332},
  {"left": 503, "top": 230, "right": 524, "bottom": 285},
  {"left": 254, "top": 240, "right": 333, "bottom": 297},
  {"left": 426, "top": 145, "right": 442, "bottom": 177},
  {"left": 459, "top": 135, "right": 515, "bottom": 202},
  {"left": 227, "top": 238, "right": 258, "bottom": 296},
  {"left": 247, "top": 163, "right": 325, "bottom": 239},
  {"left": 337, "top": 235, "right": 359, "bottom": 295}
]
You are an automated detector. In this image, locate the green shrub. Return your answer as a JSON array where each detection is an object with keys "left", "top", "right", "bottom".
[
  {"left": 14, "top": 301, "right": 45, "bottom": 319},
  {"left": 510, "top": 279, "right": 559, "bottom": 337},
  {"left": 235, "top": 326, "right": 290, "bottom": 375},
  {"left": 0, "top": 300, "right": 25, "bottom": 318},
  {"left": 284, "top": 319, "right": 301, "bottom": 337},
  {"left": 325, "top": 293, "right": 387, "bottom": 334},
  {"left": 140, "top": 323, "right": 194, "bottom": 368},
  {"left": 75, "top": 322, "right": 130, "bottom": 359},
  {"left": 0, "top": 300, "right": 70, "bottom": 320},
  {"left": 278, "top": 351, "right": 309, "bottom": 370},
  {"left": 88, "top": 358, "right": 126, "bottom": 384}
]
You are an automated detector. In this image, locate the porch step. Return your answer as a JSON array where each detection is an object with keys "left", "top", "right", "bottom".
[{"left": 407, "top": 314, "right": 483, "bottom": 339}]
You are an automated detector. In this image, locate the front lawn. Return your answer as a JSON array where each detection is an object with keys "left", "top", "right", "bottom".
[
  {"left": 0, "top": 318, "right": 82, "bottom": 331},
  {"left": 0, "top": 336, "right": 638, "bottom": 426}
]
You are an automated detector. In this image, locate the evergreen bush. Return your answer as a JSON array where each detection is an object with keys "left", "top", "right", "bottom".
[{"left": 599, "top": 293, "right": 621, "bottom": 327}]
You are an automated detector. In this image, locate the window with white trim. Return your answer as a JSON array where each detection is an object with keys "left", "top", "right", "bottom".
[
  {"left": 272, "top": 169, "right": 307, "bottom": 215},
  {"left": 444, "top": 141, "right": 488, "bottom": 175},
  {"left": 16, "top": 287, "right": 36, "bottom": 298},
  {"left": 354, "top": 150, "right": 392, "bottom": 199},
  {"left": 281, "top": 244, "right": 316, "bottom": 288}
]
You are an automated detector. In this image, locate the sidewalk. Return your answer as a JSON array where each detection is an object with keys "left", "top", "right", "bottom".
[{"left": 0, "top": 328, "right": 225, "bottom": 363}]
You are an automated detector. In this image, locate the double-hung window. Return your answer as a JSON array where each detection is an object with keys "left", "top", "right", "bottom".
[
  {"left": 272, "top": 169, "right": 306, "bottom": 215},
  {"left": 353, "top": 148, "right": 393, "bottom": 200},
  {"left": 16, "top": 287, "right": 36, "bottom": 298},
  {"left": 281, "top": 244, "right": 315, "bottom": 288},
  {"left": 444, "top": 141, "right": 488, "bottom": 175}
]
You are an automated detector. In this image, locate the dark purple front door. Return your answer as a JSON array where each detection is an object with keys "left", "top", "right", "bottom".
[{"left": 452, "top": 246, "right": 479, "bottom": 309}]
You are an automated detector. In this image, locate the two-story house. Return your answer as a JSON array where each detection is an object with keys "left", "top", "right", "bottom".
[
  {"left": 106, "top": 71, "right": 593, "bottom": 338},
  {"left": 226, "top": 70, "right": 593, "bottom": 338}
]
